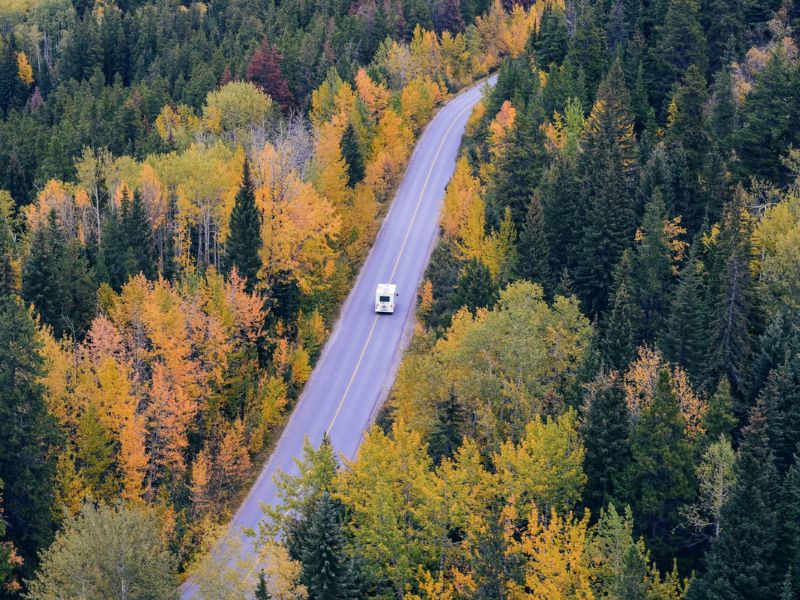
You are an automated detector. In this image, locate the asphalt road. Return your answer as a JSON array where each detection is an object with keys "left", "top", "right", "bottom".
[{"left": 181, "top": 75, "right": 495, "bottom": 599}]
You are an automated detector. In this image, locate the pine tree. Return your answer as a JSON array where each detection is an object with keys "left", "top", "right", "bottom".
[
  {"left": 340, "top": 123, "right": 365, "bottom": 188},
  {"left": 0, "top": 295, "right": 59, "bottom": 577},
  {"left": 299, "top": 492, "right": 360, "bottom": 599},
  {"left": 488, "top": 100, "right": 546, "bottom": 230},
  {"left": 542, "top": 157, "right": 581, "bottom": 276},
  {"left": 647, "top": 0, "right": 707, "bottom": 114},
  {"left": 575, "top": 58, "right": 639, "bottom": 317},
  {"left": 759, "top": 359, "right": 800, "bottom": 474},
  {"left": 623, "top": 369, "right": 697, "bottom": 566},
  {"left": 711, "top": 65, "right": 737, "bottom": 153},
  {"left": 77, "top": 405, "right": 119, "bottom": 502},
  {"left": 254, "top": 570, "right": 271, "bottom": 599},
  {"left": 687, "top": 406, "right": 780, "bottom": 600},
  {"left": 517, "top": 194, "right": 551, "bottom": 289},
  {"left": 660, "top": 248, "right": 709, "bottom": 386},
  {"left": 781, "top": 458, "right": 800, "bottom": 597},
  {"left": 226, "top": 159, "right": 262, "bottom": 292},
  {"left": 565, "top": 4, "right": 610, "bottom": 95},
  {"left": 122, "top": 190, "right": 156, "bottom": 280},
  {"left": 708, "top": 186, "right": 757, "bottom": 402},
  {"left": 532, "top": 6, "right": 568, "bottom": 68},
  {"left": 600, "top": 250, "right": 641, "bottom": 371},
  {"left": 453, "top": 259, "right": 498, "bottom": 315},
  {"left": 0, "top": 196, "right": 15, "bottom": 297},
  {"left": 581, "top": 371, "right": 631, "bottom": 514},
  {"left": 734, "top": 47, "right": 800, "bottom": 186},
  {"left": 633, "top": 189, "right": 674, "bottom": 342},
  {"left": 703, "top": 377, "right": 737, "bottom": 440},
  {"left": 98, "top": 207, "right": 127, "bottom": 289},
  {"left": 23, "top": 211, "right": 96, "bottom": 339},
  {"left": 428, "top": 388, "right": 467, "bottom": 465}
]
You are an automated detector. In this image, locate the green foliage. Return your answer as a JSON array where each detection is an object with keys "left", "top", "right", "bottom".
[
  {"left": 26, "top": 502, "right": 178, "bottom": 600},
  {"left": 0, "top": 295, "right": 60, "bottom": 576},
  {"left": 453, "top": 258, "right": 498, "bottom": 315},
  {"left": 340, "top": 122, "right": 365, "bottom": 188},
  {"left": 225, "top": 158, "right": 262, "bottom": 291}
]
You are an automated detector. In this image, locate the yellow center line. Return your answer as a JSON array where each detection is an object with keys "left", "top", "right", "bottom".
[{"left": 325, "top": 99, "right": 475, "bottom": 436}]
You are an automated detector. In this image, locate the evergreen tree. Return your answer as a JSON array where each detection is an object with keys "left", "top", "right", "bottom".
[
  {"left": 23, "top": 211, "right": 96, "bottom": 339},
  {"left": 453, "top": 259, "right": 498, "bottom": 315},
  {"left": 541, "top": 156, "right": 581, "bottom": 276},
  {"left": 254, "top": 571, "right": 271, "bottom": 599},
  {"left": 532, "top": 6, "right": 569, "bottom": 68},
  {"left": 517, "top": 194, "right": 551, "bottom": 289},
  {"left": 781, "top": 458, "right": 800, "bottom": 597},
  {"left": 76, "top": 406, "right": 118, "bottom": 502},
  {"left": 575, "top": 59, "right": 639, "bottom": 316},
  {"left": 340, "top": 123, "right": 365, "bottom": 188},
  {"left": 488, "top": 100, "right": 546, "bottom": 230},
  {"left": 703, "top": 377, "right": 737, "bottom": 441},
  {"left": 122, "top": 190, "right": 156, "bottom": 280},
  {"left": 702, "top": 0, "right": 745, "bottom": 71},
  {"left": 581, "top": 371, "right": 631, "bottom": 514},
  {"left": 428, "top": 388, "right": 467, "bottom": 465},
  {"left": 660, "top": 248, "right": 709, "bottom": 386},
  {"left": 0, "top": 195, "right": 15, "bottom": 297},
  {"left": 98, "top": 207, "right": 128, "bottom": 289},
  {"left": 734, "top": 47, "right": 800, "bottom": 185},
  {"left": 0, "top": 295, "right": 60, "bottom": 578},
  {"left": 623, "top": 369, "right": 697, "bottom": 566},
  {"left": 565, "top": 4, "right": 610, "bottom": 96},
  {"left": 300, "top": 492, "right": 360, "bottom": 599},
  {"left": 633, "top": 189, "right": 674, "bottom": 342},
  {"left": 226, "top": 159, "right": 262, "bottom": 291},
  {"left": 647, "top": 0, "right": 708, "bottom": 114},
  {"left": 687, "top": 406, "right": 780, "bottom": 600},
  {"left": 710, "top": 65, "right": 737, "bottom": 153},
  {"left": 749, "top": 309, "right": 800, "bottom": 403},
  {"left": 759, "top": 359, "right": 800, "bottom": 474},
  {"left": 708, "top": 186, "right": 757, "bottom": 402},
  {"left": 600, "top": 250, "right": 641, "bottom": 371}
]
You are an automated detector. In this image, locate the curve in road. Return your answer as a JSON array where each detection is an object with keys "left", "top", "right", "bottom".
[{"left": 181, "top": 74, "right": 495, "bottom": 599}]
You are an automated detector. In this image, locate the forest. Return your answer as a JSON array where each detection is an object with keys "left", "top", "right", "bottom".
[{"left": 2, "top": 0, "right": 800, "bottom": 598}]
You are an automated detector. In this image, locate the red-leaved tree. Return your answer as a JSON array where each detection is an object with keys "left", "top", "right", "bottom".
[{"left": 246, "top": 39, "right": 294, "bottom": 110}]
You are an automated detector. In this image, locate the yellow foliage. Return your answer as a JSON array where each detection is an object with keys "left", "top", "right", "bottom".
[
  {"left": 311, "top": 122, "right": 350, "bottom": 207},
  {"left": 16, "top": 51, "right": 33, "bottom": 85}
]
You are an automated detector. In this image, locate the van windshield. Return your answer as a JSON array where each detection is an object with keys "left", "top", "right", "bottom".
[{"left": 379, "top": 295, "right": 391, "bottom": 303}]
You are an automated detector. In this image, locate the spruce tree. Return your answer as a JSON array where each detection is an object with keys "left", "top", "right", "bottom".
[
  {"left": 98, "top": 208, "right": 127, "bottom": 289},
  {"left": 254, "top": 570, "right": 271, "bottom": 599},
  {"left": 531, "top": 6, "right": 568, "bottom": 68},
  {"left": 600, "top": 250, "right": 641, "bottom": 372},
  {"left": 517, "top": 194, "right": 551, "bottom": 289},
  {"left": 226, "top": 159, "right": 262, "bottom": 291},
  {"left": 300, "top": 492, "right": 359, "bottom": 599},
  {"left": 564, "top": 4, "right": 610, "bottom": 96},
  {"left": 660, "top": 249, "right": 709, "bottom": 386},
  {"left": 488, "top": 100, "right": 546, "bottom": 230},
  {"left": 0, "top": 197, "right": 15, "bottom": 297},
  {"left": 759, "top": 360, "right": 800, "bottom": 474},
  {"left": 76, "top": 405, "right": 119, "bottom": 502},
  {"left": 781, "top": 458, "right": 800, "bottom": 596},
  {"left": 687, "top": 406, "right": 780, "bottom": 600},
  {"left": 734, "top": 47, "right": 800, "bottom": 185},
  {"left": 122, "top": 190, "right": 156, "bottom": 280},
  {"left": 428, "top": 388, "right": 467, "bottom": 465},
  {"left": 0, "top": 295, "right": 60, "bottom": 577},
  {"left": 708, "top": 186, "right": 757, "bottom": 403},
  {"left": 340, "top": 122, "right": 365, "bottom": 188},
  {"left": 646, "top": 0, "right": 707, "bottom": 114},
  {"left": 581, "top": 371, "right": 631, "bottom": 514},
  {"left": 633, "top": 189, "right": 674, "bottom": 342},
  {"left": 541, "top": 157, "right": 581, "bottom": 276},
  {"left": 453, "top": 259, "right": 498, "bottom": 315},
  {"left": 711, "top": 66, "right": 737, "bottom": 154},
  {"left": 703, "top": 377, "right": 737, "bottom": 441},
  {"left": 575, "top": 58, "right": 639, "bottom": 317},
  {"left": 622, "top": 369, "right": 697, "bottom": 566}
]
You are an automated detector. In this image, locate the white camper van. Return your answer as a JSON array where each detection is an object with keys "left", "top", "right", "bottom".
[{"left": 375, "top": 283, "right": 397, "bottom": 314}]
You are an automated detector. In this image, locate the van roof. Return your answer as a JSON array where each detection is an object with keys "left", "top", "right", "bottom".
[{"left": 376, "top": 283, "right": 396, "bottom": 294}]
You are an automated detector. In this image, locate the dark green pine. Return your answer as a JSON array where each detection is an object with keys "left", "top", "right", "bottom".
[
  {"left": 575, "top": 58, "right": 638, "bottom": 317},
  {"left": 340, "top": 123, "right": 365, "bottom": 188},
  {"left": 759, "top": 360, "right": 800, "bottom": 474},
  {"left": 0, "top": 295, "right": 60, "bottom": 578},
  {"left": 453, "top": 258, "right": 498, "bottom": 316},
  {"left": 122, "top": 190, "right": 156, "bottom": 280},
  {"left": 300, "top": 492, "right": 360, "bottom": 599},
  {"left": 622, "top": 369, "right": 697, "bottom": 567},
  {"left": 428, "top": 388, "right": 467, "bottom": 465},
  {"left": 707, "top": 187, "right": 757, "bottom": 402},
  {"left": 541, "top": 156, "right": 581, "bottom": 276},
  {"left": 781, "top": 458, "right": 800, "bottom": 597},
  {"left": 660, "top": 246, "right": 709, "bottom": 387},
  {"left": 600, "top": 249, "right": 641, "bottom": 372},
  {"left": 734, "top": 48, "right": 800, "bottom": 186},
  {"left": 581, "top": 371, "right": 631, "bottom": 514},
  {"left": 687, "top": 406, "right": 780, "bottom": 600},
  {"left": 703, "top": 377, "right": 737, "bottom": 441},
  {"left": 226, "top": 158, "right": 262, "bottom": 291},
  {"left": 517, "top": 194, "right": 551, "bottom": 290},
  {"left": 254, "top": 570, "right": 271, "bottom": 599},
  {"left": 0, "top": 203, "right": 15, "bottom": 297},
  {"left": 531, "top": 6, "right": 568, "bottom": 68}
]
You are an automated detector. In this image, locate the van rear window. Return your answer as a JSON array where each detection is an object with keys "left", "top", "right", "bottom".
[{"left": 379, "top": 295, "right": 391, "bottom": 302}]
